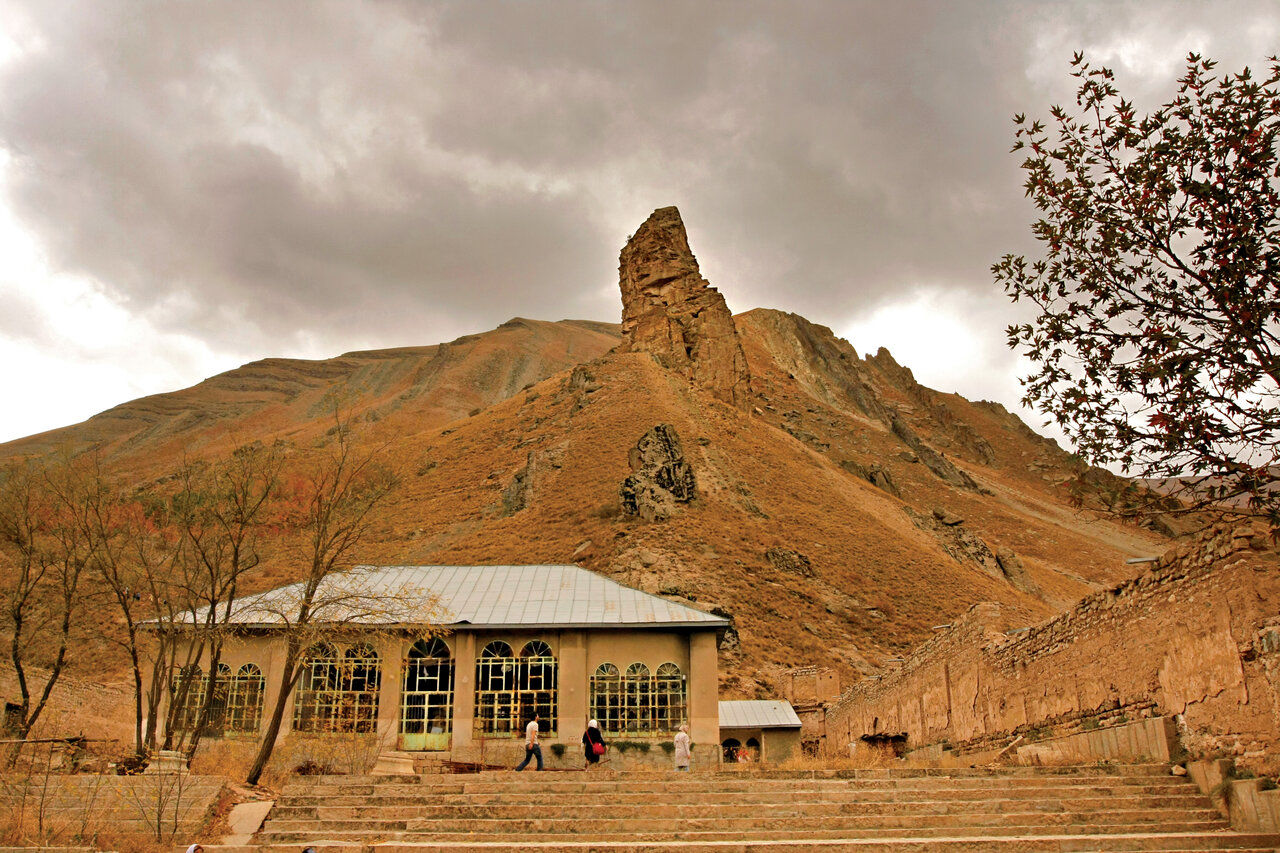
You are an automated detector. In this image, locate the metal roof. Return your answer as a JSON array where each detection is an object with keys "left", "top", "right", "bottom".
[
  {"left": 191, "top": 564, "right": 729, "bottom": 630},
  {"left": 719, "top": 700, "right": 802, "bottom": 729}
]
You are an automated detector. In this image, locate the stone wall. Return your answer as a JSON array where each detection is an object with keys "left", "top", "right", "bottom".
[{"left": 825, "top": 523, "right": 1280, "bottom": 772}]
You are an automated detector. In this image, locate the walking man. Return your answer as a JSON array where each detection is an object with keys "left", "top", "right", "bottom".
[{"left": 515, "top": 712, "right": 544, "bottom": 771}]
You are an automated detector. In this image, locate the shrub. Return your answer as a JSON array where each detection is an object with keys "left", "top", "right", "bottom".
[{"left": 550, "top": 744, "right": 566, "bottom": 758}]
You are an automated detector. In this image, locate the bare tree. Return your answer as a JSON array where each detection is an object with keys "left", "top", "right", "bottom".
[
  {"left": 0, "top": 454, "right": 99, "bottom": 741},
  {"left": 169, "top": 442, "right": 282, "bottom": 756},
  {"left": 243, "top": 409, "right": 404, "bottom": 785}
]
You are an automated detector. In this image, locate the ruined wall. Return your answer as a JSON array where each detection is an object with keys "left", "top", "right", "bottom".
[{"left": 825, "top": 524, "right": 1280, "bottom": 771}]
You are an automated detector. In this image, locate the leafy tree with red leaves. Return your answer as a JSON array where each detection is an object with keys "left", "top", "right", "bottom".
[{"left": 995, "top": 53, "right": 1280, "bottom": 528}]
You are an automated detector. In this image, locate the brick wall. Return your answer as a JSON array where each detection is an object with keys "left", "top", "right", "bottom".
[{"left": 824, "top": 523, "right": 1280, "bottom": 772}]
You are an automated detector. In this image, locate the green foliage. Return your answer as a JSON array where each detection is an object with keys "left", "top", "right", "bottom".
[
  {"left": 549, "top": 743, "right": 566, "bottom": 758},
  {"left": 1081, "top": 717, "right": 1100, "bottom": 731},
  {"left": 610, "top": 740, "right": 653, "bottom": 754},
  {"left": 659, "top": 741, "right": 676, "bottom": 755},
  {"left": 1260, "top": 776, "right": 1278, "bottom": 791},
  {"left": 995, "top": 53, "right": 1280, "bottom": 528}
]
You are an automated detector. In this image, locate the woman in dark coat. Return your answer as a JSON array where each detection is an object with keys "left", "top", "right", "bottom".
[{"left": 582, "top": 719, "right": 605, "bottom": 768}]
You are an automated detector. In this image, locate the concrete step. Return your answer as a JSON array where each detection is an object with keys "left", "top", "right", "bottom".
[
  {"left": 256, "top": 822, "right": 1238, "bottom": 844},
  {"left": 250, "top": 765, "right": 1277, "bottom": 853},
  {"left": 250, "top": 839, "right": 1280, "bottom": 853},
  {"left": 286, "top": 769, "right": 1179, "bottom": 790},
  {"left": 257, "top": 812, "right": 1229, "bottom": 835},
  {"left": 271, "top": 798, "right": 1217, "bottom": 821},
  {"left": 278, "top": 788, "right": 1211, "bottom": 808}
]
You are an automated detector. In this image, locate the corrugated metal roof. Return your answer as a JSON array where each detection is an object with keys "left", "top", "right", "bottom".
[
  {"left": 719, "top": 700, "right": 802, "bottom": 729},
  {"left": 195, "top": 564, "right": 728, "bottom": 630}
]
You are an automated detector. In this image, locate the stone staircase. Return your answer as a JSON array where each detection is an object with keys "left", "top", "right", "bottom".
[{"left": 247, "top": 765, "right": 1280, "bottom": 852}]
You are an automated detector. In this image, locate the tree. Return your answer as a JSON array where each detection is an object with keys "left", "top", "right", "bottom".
[
  {"left": 995, "top": 53, "right": 1280, "bottom": 527},
  {"left": 168, "top": 442, "right": 282, "bottom": 756},
  {"left": 0, "top": 454, "right": 98, "bottom": 741},
  {"left": 243, "top": 408, "right": 405, "bottom": 785}
]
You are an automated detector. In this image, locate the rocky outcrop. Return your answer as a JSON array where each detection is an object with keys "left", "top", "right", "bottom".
[
  {"left": 618, "top": 207, "right": 751, "bottom": 407},
  {"left": 620, "top": 424, "right": 696, "bottom": 521},
  {"left": 995, "top": 548, "right": 1041, "bottom": 596},
  {"left": 841, "top": 460, "right": 902, "bottom": 497},
  {"left": 765, "top": 547, "right": 815, "bottom": 578},
  {"left": 740, "top": 309, "right": 888, "bottom": 422},
  {"left": 891, "top": 416, "right": 980, "bottom": 491},
  {"left": 499, "top": 446, "right": 565, "bottom": 516}
]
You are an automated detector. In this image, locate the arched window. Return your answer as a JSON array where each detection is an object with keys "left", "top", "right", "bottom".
[
  {"left": 654, "top": 662, "right": 687, "bottom": 733},
  {"left": 400, "top": 638, "right": 454, "bottom": 749},
  {"left": 589, "top": 661, "right": 686, "bottom": 736},
  {"left": 226, "top": 663, "right": 265, "bottom": 734},
  {"left": 520, "top": 642, "right": 557, "bottom": 733},
  {"left": 203, "top": 663, "right": 232, "bottom": 737},
  {"left": 722, "top": 737, "right": 742, "bottom": 763},
  {"left": 590, "top": 664, "right": 622, "bottom": 733},
  {"left": 171, "top": 664, "right": 204, "bottom": 734},
  {"left": 475, "top": 639, "right": 558, "bottom": 735},
  {"left": 293, "top": 642, "right": 381, "bottom": 733},
  {"left": 624, "top": 663, "right": 652, "bottom": 733}
]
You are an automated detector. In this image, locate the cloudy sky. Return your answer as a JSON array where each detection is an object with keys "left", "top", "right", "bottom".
[{"left": 0, "top": 1, "right": 1276, "bottom": 444}]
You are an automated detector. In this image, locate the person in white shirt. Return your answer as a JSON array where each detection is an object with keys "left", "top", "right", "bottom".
[
  {"left": 673, "top": 724, "right": 692, "bottom": 771},
  {"left": 514, "top": 712, "right": 544, "bottom": 771}
]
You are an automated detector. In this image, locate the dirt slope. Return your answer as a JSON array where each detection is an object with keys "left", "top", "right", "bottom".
[
  {"left": 1, "top": 317, "right": 619, "bottom": 474},
  {"left": 0, "top": 313, "right": 1168, "bottom": 698}
]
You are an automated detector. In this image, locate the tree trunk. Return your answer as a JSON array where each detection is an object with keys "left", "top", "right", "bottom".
[{"left": 246, "top": 644, "right": 299, "bottom": 786}]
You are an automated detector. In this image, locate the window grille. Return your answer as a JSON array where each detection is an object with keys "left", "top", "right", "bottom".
[
  {"left": 170, "top": 664, "right": 206, "bottom": 734},
  {"left": 293, "top": 642, "right": 381, "bottom": 733},
  {"left": 474, "top": 640, "right": 557, "bottom": 736},
  {"left": 172, "top": 662, "right": 265, "bottom": 737},
  {"left": 590, "top": 663, "right": 622, "bottom": 733},
  {"left": 226, "top": 663, "right": 265, "bottom": 733},
  {"left": 590, "top": 660, "right": 686, "bottom": 735},
  {"left": 400, "top": 638, "right": 453, "bottom": 741}
]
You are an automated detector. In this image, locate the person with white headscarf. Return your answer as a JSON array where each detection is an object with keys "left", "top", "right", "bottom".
[
  {"left": 673, "top": 723, "right": 692, "bottom": 771},
  {"left": 582, "top": 718, "right": 606, "bottom": 768},
  {"left": 184, "top": 845, "right": 204, "bottom": 853}
]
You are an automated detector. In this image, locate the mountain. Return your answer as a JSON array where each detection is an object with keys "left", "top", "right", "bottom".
[
  {"left": 0, "top": 317, "right": 620, "bottom": 475},
  {"left": 0, "top": 206, "right": 1169, "bottom": 696}
]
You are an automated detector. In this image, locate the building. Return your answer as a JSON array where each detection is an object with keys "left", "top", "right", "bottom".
[
  {"left": 165, "top": 564, "right": 729, "bottom": 767},
  {"left": 718, "top": 700, "right": 803, "bottom": 764}
]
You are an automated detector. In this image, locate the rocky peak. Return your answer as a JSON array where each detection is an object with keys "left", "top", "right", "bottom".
[{"left": 618, "top": 206, "right": 751, "bottom": 407}]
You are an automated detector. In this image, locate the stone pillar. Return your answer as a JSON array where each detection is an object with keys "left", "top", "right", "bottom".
[
  {"left": 558, "top": 631, "right": 588, "bottom": 737},
  {"left": 377, "top": 636, "right": 405, "bottom": 748},
  {"left": 451, "top": 632, "right": 477, "bottom": 749},
  {"left": 688, "top": 630, "right": 720, "bottom": 755}
]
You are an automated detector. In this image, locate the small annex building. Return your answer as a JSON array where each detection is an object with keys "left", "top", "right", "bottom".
[
  {"left": 719, "top": 700, "right": 803, "bottom": 764},
  {"left": 166, "top": 564, "right": 729, "bottom": 767}
]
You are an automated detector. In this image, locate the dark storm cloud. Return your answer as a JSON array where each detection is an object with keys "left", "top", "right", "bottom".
[{"left": 1, "top": 0, "right": 1277, "bottom": 357}]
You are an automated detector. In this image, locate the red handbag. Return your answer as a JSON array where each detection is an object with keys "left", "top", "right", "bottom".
[{"left": 592, "top": 741, "right": 606, "bottom": 756}]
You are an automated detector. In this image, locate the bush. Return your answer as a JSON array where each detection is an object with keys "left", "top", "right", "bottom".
[
  {"left": 610, "top": 740, "right": 653, "bottom": 755},
  {"left": 550, "top": 743, "right": 566, "bottom": 758},
  {"left": 659, "top": 742, "right": 675, "bottom": 755}
]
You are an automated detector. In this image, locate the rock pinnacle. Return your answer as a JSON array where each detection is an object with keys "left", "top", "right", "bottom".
[{"left": 617, "top": 206, "right": 751, "bottom": 407}]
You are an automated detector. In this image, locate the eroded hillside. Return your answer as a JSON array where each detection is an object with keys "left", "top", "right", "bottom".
[{"left": 0, "top": 207, "right": 1171, "bottom": 697}]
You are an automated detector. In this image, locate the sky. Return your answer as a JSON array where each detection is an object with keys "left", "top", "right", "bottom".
[{"left": 0, "top": 1, "right": 1277, "bottom": 445}]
